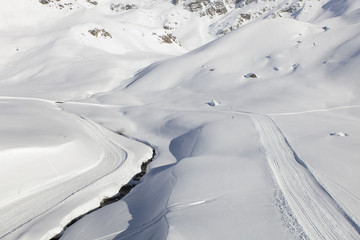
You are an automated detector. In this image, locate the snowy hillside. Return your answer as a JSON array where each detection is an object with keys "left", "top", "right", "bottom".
[{"left": 0, "top": 0, "right": 359, "bottom": 239}]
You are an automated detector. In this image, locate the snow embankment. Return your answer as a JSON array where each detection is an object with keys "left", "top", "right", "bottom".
[
  {"left": 0, "top": 98, "right": 152, "bottom": 240},
  {"left": 61, "top": 115, "right": 294, "bottom": 240}
]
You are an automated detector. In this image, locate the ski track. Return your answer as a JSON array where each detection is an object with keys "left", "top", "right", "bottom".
[
  {"left": 0, "top": 113, "right": 127, "bottom": 239},
  {"left": 1, "top": 97, "right": 360, "bottom": 239},
  {"left": 251, "top": 114, "right": 360, "bottom": 240}
]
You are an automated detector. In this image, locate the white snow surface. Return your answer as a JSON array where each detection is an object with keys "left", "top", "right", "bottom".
[{"left": 0, "top": 0, "right": 360, "bottom": 239}]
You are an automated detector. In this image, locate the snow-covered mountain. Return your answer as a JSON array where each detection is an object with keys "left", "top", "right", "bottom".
[{"left": 0, "top": 0, "right": 359, "bottom": 239}]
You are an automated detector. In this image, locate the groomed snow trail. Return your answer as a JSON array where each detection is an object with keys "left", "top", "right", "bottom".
[
  {"left": 251, "top": 114, "right": 360, "bottom": 240},
  {"left": 0, "top": 114, "right": 127, "bottom": 239}
]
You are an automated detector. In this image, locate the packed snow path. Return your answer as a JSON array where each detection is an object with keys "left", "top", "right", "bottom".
[
  {"left": 251, "top": 114, "right": 360, "bottom": 240},
  {"left": 0, "top": 114, "right": 127, "bottom": 239}
]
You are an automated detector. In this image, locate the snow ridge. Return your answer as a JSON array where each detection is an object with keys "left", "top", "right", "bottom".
[{"left": 252, "top": 114, "right": 360, "bottom": 240}]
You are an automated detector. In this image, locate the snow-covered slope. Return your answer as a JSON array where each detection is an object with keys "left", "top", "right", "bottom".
[
  {"left": 0, "top": 0, "right": 359, "bottom": 239},
  {"left": 0, "top": 98, "right": 153, "bottom": 239}
]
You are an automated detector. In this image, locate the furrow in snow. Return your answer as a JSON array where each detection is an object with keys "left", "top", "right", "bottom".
[{"left": 251, "top": 114, "right": 360, "bottom": 240}]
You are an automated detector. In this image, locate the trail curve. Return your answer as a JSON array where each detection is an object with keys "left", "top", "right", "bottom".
[{"left": 0, "top": 114, "right": 127, "bottom": 240}]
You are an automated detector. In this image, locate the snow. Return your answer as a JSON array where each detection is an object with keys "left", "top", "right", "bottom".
[
  {"left": 0, "top": 98, "right": 152, "bottom": 240},
  {"left": 0, "top": 0, "right": 360, "bottom": 239},
  {"left": 252, "top": 114, "right": 358, "bottom": 239},
  {"left": 0, "top": 98, "right": 101, "bottom": 205},
  {"left": 272, "top": 108, "right": 360, "bottom": 226}
]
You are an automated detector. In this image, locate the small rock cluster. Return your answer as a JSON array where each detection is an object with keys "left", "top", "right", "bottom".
[
  {"left": 153, "top": 33, "right": 181, "bottom": 45},
  {"left": 174, "top": 0, "right": 231, "bottom": 17},
  {"left": 39, "top": 0, "right": 74, "bottom": 10},
  {"left": 208, "top": 99, "right": 221, "bottom": 106},
  {"left": 244, "top": 73, "right": 257, "bottom": 78},
  {"left": 110, "top": 2, "right": 137, "bottom": 12},
  {"left": 88, "top": 28, "right": 112, "bottom": 38},
  {"left": 330, "top": 132, "right": 348, "bottom": 137}
]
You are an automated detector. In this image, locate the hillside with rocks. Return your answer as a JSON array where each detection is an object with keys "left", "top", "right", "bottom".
[{"left": 0, "top": 0, "right": 359, "bottom": 239}]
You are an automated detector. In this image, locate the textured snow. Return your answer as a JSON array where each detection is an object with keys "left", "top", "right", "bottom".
[{"left": 0, "top": 0, "right": 359, "bottom": 239}]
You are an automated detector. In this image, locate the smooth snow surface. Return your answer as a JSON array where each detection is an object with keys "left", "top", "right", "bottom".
[
  {"left": 0, "top": 98, "right": 153, "bottom": 240},
  {"left": 0, "top": 0, "right": 360, "bottom": 239}
]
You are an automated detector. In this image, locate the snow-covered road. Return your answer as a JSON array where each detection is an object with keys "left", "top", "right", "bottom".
[
  {"left": 251, "top": 114, "right": 360, "bottom": 240},
  {"left": 0, "top": 113, "right": 127, "bottom": 239}
]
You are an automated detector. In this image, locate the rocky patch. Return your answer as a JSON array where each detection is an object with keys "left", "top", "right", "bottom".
[{"left": 88, "top": 28, "right": 112, "bottom": 39}]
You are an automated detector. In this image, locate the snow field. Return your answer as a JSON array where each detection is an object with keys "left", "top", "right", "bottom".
[
  {"left": 61, "top": 115, "right": 293, "bottom": 240},
  {"left": 61, "top": 10, "right": 360, "bottom": 237},
  {"left": 0, "top": 98, "right": 153, "bottom": 239},
  {"left": 0, "top": 0, "right": 359, "bottom": 239},
  {"left": 271, "top": 107, "right": 360, "bottom": 227},
  {"left": 252, "top": 114, "right": 359, "bottom": 239}
]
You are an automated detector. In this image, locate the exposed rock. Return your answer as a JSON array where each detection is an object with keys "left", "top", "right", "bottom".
[
  {"left": 240, "top": 13, "right": 251, "bottom": 20},
  {"left": 330, "top": 132, "right": 348, "bottom": 137},
  {"left": 235, "top": 0, "right": 254, "bottom": 8},
  {"left": 280, "top": 3, "right": 301, "bottom": 14},
  {"left": 110, "top": 2, "right": 137, "bottom": 12},
  {"left": 178, "top": 0, "right": 230, "bottom": 17},
  {"left": 208, "top": 99, "right": 221, "bottom": 106},
  {"left": 187, "top": 0, "right": 204, "bottom": 12},
  {"left": 292, "top": 63, "right": 299, "bottom": 71},
  {"left": 160, "top": 34, "right": 175, "bottom": 43},
  {"left": 38, "top": 0, "right": 74, "bottom": 10},
  {"left": 119, "top": 184, "right": 136, "bottom": 195},
  {"left": 110, "top": 3, "right": 120, "bottom": 11},
  {"left": 272, "top": 2, "right": 302, "bottom": 18},
  {"left": 155, "top": 33, "right": 181, "bottom": 45},
  {"left": 39, "top": 0, "right": 50, "bottom": 4},
  {"left": 88, "top": 28, "right": 112, "bottom": 38},
  {"left": 86, "top": 0, "right": 98, "bottom": 5},
  {"left": 163, "top": 25, "right": 173, "bottom": 30},
  {"left": 133, "top": 172, "right": 145, "bottom": 181},
  {"left": 124, "top": 4, "right": 136, "bottom": 10},
  {"left": 322, "top": 26, "right": 330, "bottom": 31},
  {"left": 244, "top": 73, "right": 257, "bottom": 78}
]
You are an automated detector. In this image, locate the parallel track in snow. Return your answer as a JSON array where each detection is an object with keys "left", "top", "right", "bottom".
[
  {"left": 251, "top": 114, "right": 360, "bottom": 240},
  {"left": 0, "top": 114, "right": 127, "bottom": 240}
]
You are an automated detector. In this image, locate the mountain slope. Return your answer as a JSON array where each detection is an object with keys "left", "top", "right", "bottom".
[{"left": 0, "top": 0, "right": 359, "bottom": 239}]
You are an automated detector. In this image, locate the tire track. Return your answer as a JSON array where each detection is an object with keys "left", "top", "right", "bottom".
[{"left": 251, "top": 114, "right": 360, "bottom": 240}]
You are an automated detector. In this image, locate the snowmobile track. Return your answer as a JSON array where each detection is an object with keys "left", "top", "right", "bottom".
[{"left": 251, "top": 114, "right": 360, "bottom": 240}]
